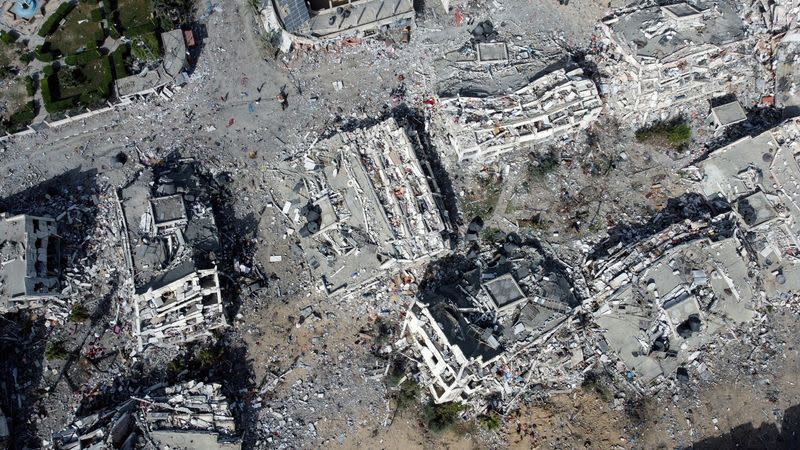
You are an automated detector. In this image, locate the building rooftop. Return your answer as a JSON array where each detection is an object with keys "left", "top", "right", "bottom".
[
  {"left": 608, "top": 1, "right": 744, "bottom": 62},
  {"left": 711, "top": 101, "right": 747, "bottom": 128},
  {"left": 482, "top": 273, "right": 526, "bottom": 310},
  {"left": 297, "top": 118, "right": 448, "bottom": 294},
  {"left": 0, "top": 214, "right": 60, "bottom": 307},
  {"left": 119, "top": 160, "right": 226, "bottom": 350}
]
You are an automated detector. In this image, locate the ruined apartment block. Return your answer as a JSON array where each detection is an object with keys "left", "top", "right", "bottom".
[
  {"left": 689, "top": 119, "right": 800, "bottom": 294},
  {"left": 0, "top": 213, "right": 61, "bottom": 311},
  {"left": 398, "top": 237, "right": 580, "bottom": 408},
  {"left": 54, "top": 381, "right": 238, "bottom": 449},
  {"left": 118, "top": 161, "right": 227, "bottom": 351},
  {"left": 436, "top": 68, "right": 602, "bottom": 162},
  {"left": 596, "top": 0, "right": 754, "bottom": 122},
  {"left": 297, "top": 118, "right": 449, "bottom": 294},
  {"left": 587, "top": 117, "right": 800, "bottom": 382},
  {"left": 588, "top": 214, "right": 755, "bottom": 382}
]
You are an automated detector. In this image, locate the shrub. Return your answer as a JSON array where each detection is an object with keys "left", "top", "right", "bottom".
[
  {"left": 45, "top": 341, "right": 69, "bottom": 359},
  {"left": 37, "top": 2, "right": 76, "bottom": 37},
  {"left": 477, "top": 412, "right": 501, "bottom": 430},
  {"left": 90, "top": 7, "right": 104, "bottom": 20},
  {"left": 130, "top": 31, "right": 161, "bottom": 61},
  {"left": 79, "top": 91, "right": 106, "bottom": 108},
  {"left": 93, "top": 29, "right": 106, "bottom": 44},
  {"left": 40, "top": 77, "right": 52, "bottom": 102},
  {"left": 635, "top": 120, "right": 692, "bottom": 148},
  {"left": 44, "top": 97, "right": 77, "bottom": 113},
  {"left": 34, "top": 45, "right": 56, "bottom": 62},
  {"left": 0, "top": 30, "right": 17, "bottom": 43},
  {"left": 19, "top": 52, "right": 33, "bottom": 63},
  {"left": 422, "top": 401, "right": 467, "bottom": 433},
  {"left": 64, "top": 49, "right": 102, "bottom": 65},
  {"left": 68, "top": 303, "right": 90, "bottom": 322},
  {"left": 4, "top": 101, "right": 36, "bottom": 130},
  {"left": 42, "top": 64, "right": 55, "bottom": 77},
  {"left": 195, "top": 348, "right": 220, "bottom": 368},
  {"left": 480, "top": 227, "right": 504, "bottom": 242},
  {"left": 395, "top": 381, "right": 420, "bottom": 410},
  {"left": 110, "top": 44, "right": 129, "bottom": 78},
  {"left": 24, "top": 75, "right": 35, "bottom": 95},
  {"left": 667, "top": 123, "right": 692, "bottom": 145},
  {"left": 41, "top": 76, "right": 78, "bottom": 113}
]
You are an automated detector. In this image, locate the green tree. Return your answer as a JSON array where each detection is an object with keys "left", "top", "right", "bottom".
[{"left": 422, "top": 401, "right": 467, "bottom": 432}]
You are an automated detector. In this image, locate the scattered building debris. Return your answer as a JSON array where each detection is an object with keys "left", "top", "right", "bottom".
[{"left": 53, "top": 381, "right": 239, "bottom": 449}]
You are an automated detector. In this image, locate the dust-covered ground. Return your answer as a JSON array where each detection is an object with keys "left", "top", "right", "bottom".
[{"left": 1, "top": 0, "right": 793, "bottom": 448}]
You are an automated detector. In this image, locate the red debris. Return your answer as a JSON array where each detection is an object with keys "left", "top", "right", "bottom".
[
  {"left": 762, "top": 95, "right": 775, "bottom": 106},
  {"left": 455, "top": 7, "right": 462, "bottom": 26},
  {"left": 227, "top": 118, "right": 235, "bottom": 127}
]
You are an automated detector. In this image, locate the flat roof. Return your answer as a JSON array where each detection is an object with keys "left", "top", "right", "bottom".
[
  {"left": 151, "top": 195, "right": 186, "bottom": 224},
  {"left": 662, "top": 3, "right": 701, "bottom": 18},
  {"left": 610, "top": 0, "right": 744, "bottom": 61},
  {"left": 711, "top": 101, "right": 747, "bottom": 127},
  {"left": 483, "top": 273, "right": 526, "bottom": 309}
]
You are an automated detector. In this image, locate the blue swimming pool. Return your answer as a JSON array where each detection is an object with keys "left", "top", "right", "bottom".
[{"left": 12, "top": 0, "right": 38, "bottom": 20}]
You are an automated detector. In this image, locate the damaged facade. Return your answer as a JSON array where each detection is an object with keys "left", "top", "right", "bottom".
[
  {"left": 435, "top": 68, "right": 602, "bottom": 162},
  {"left": 397, "top": 231, "right": 584, "bottom": 410},
  {"left": 118, "top": 160, "right": 227, "bottom": 351},
  {"left": 595, "top": 0, "right": 757, "bottom": 123},
  {"left": 0, "top": 213, "right": 61, "bottom": 310},
  {"left": 53, "top": 381, "right": 239, "bottom": 449},
  {"left": 293, "top": 118, "right": 450, "bottom": 294}
]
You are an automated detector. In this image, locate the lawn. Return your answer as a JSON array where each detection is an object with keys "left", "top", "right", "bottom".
[
  {"left": 46, "top": 2, "right": 103, "bottom": 56},
  {"left": 58, "top": 58, "right": 112, "bottom": 98},
  {"left": 56, "top": 58, "right": 112, "bottom": 99},
  {"left": 117, "top": 0, "right": 154, "bottom": 31}
]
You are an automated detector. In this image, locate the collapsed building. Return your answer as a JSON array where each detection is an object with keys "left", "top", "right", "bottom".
[
  {"left": 688, "top": 119, "right": 800, "bottom": 294},
  {"left": 434, "top": 68, "right": 602, "bottom": 163},
  {"left": 0, "top": 213, "right": 61, "bottom": 311},
  {"left": 53, "top": 381, "right": 239, "bottom": 449},
  {"left": 595, "top": 0, "right": 757, "bottom": 123},
  {"left": 586, "top": 208, "right": 753, "bottom": 382},
  {"left": 741, "top": 0, "right": 800, "bottom": 113},
  {"left": 292, "top": 118, "right": 451, "bottom": 294},
  {"left": 588, "top": 119, "right": 800, "bottom": 384},
  {"left": 397, "top": 231, "right": 586, "bottom": 409},
  {"left": 118, "top": 160, "right": 227, "bottom": 351}
]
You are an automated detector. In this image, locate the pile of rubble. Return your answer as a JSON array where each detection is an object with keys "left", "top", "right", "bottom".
[{"left": 52, "top": 380, "right": 238, "bottom": 449}]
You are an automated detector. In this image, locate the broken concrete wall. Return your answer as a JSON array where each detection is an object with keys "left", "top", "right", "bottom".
[{"left": 435, "top": 68, "right": 602, "bottom": 162}]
